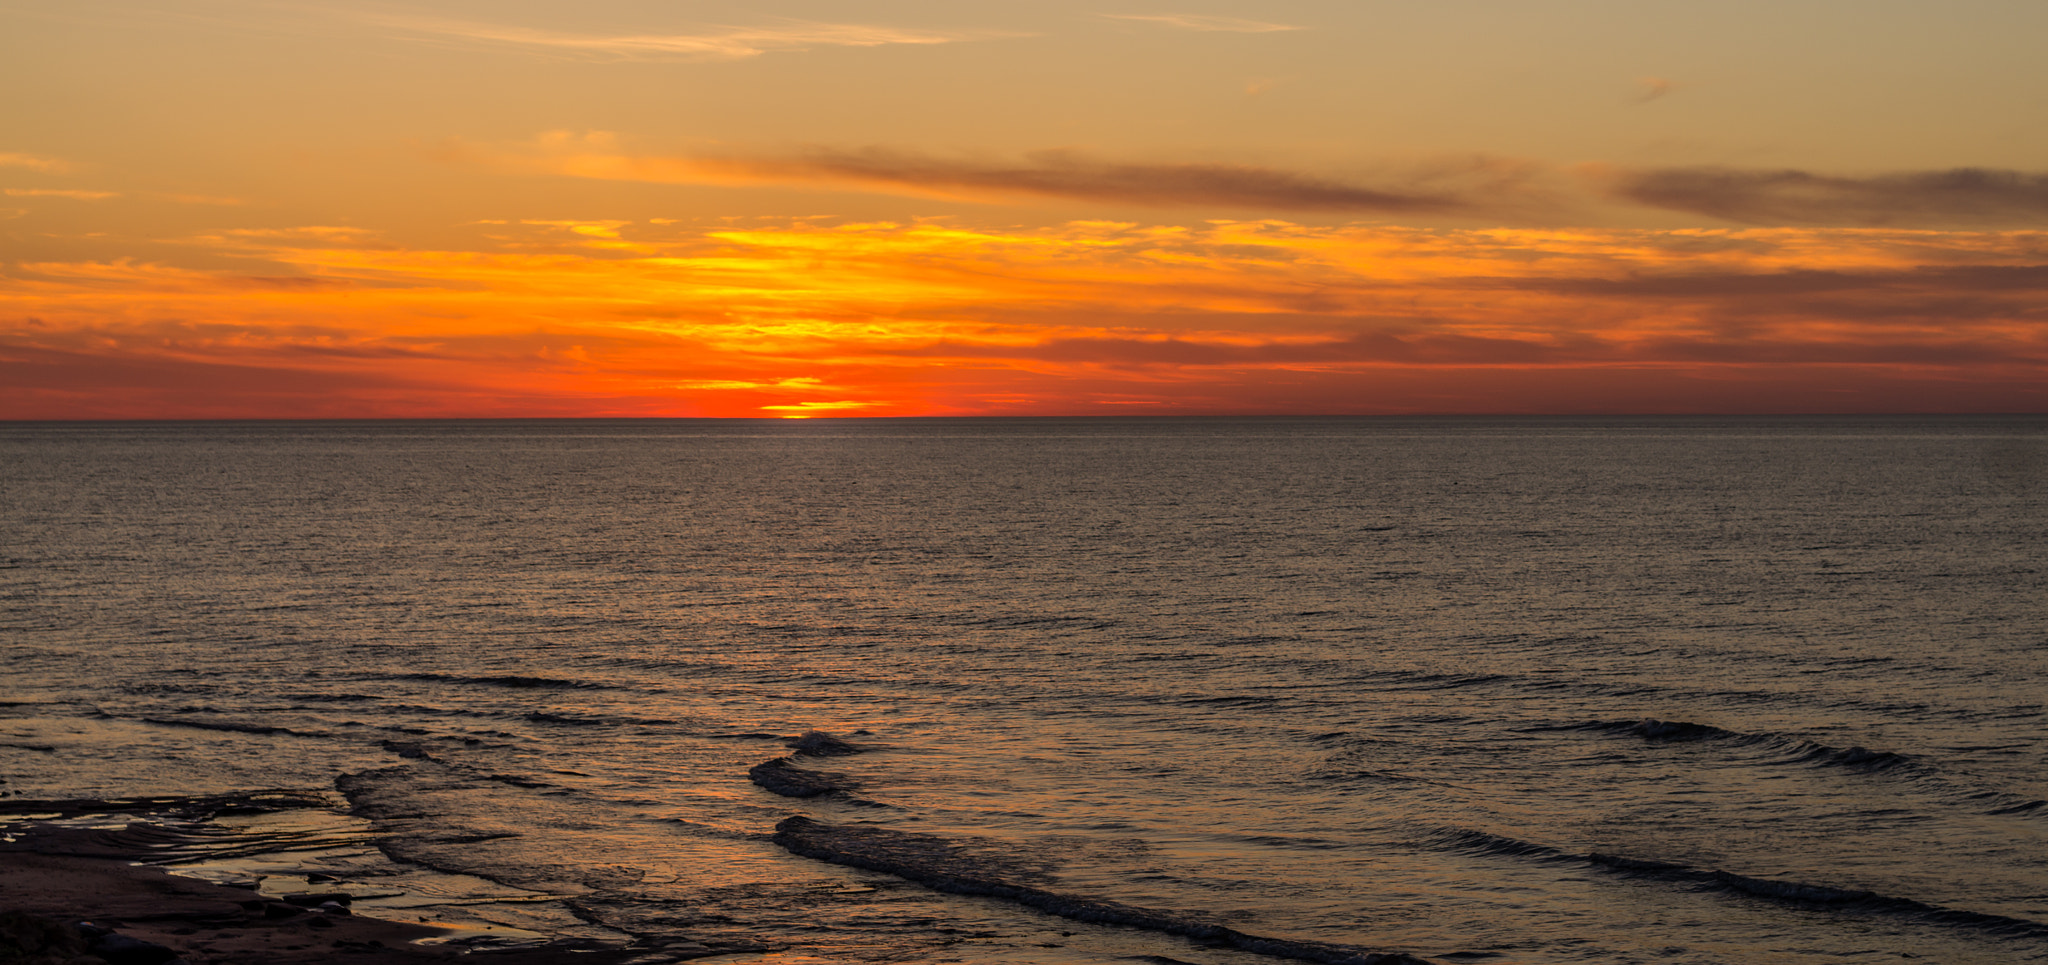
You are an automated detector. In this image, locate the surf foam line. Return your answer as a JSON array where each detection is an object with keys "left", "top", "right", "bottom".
[
  {"left": 1432, "top": 827, "right": 2048, "bottom": 940},
  {"left": 772, "top": 817, "right": 1432, "bottom": 965}
]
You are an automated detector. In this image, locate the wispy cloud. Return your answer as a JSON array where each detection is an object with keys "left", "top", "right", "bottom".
[
  {"left": 676, "top": 377, "right": 828, "bottom": 392},
  {"left": 1596, "top": 165, "right": 2048, "bottom": 226},
  {"left": 699, "top": 147, "right": 1470, "bottom": 212},
  {"left": 4, "top": 188, "right": 118, "bottom": 201},
  {"left": 462, "top": 135, "right": 1552, "bottom": 215},
  {"left": 1104, "top": 14, "right": 1302, "bottom": 33},
  {"left": 0, "top": 152, "right": 74, "bottom": 173},
  {"left": 1632, "top": 77, "right": 1676, "bottom": 104},
  {"left": 151, "top": 193, "right": 247, "bottom": 207},
  {"left": 759, "top": 400, "right": 882, "bottom": 413},
  {"left": 366, "top": 13, "right": 1003, "bottom": 61}
]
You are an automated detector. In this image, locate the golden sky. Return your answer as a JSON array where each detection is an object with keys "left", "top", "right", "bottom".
[{"left": 5, "top": 0, "right": 2046, "bottom": 416}]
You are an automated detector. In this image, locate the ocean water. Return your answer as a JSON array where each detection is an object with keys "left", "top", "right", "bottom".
[{"left": 2, "top": 417, "right": 2045, "bottom": 965}]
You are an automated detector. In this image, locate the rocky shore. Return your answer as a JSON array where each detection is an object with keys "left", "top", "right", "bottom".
[{"left": 0, "top": 798, "right": 651, "bottom": 965}]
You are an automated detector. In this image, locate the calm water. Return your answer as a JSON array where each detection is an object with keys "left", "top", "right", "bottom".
[{"left": 3, "top": 417, "right": 2045, "bottom": 964}]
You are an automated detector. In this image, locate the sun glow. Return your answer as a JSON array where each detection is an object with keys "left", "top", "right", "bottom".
[{"left": 4, "top": 217, "right": 2044, "bottom": 418}]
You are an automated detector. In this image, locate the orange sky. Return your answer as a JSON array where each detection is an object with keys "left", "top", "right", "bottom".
[{"left": 4, "top": 1, "right": 2045, "bottom": 417}]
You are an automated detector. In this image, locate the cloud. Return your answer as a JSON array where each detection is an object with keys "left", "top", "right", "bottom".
[
  {"left": 473, "top": 137, "right": 1535, "bottom": 214},
  {"left": 0, "top": 153, "right": 71, "bottom": 173},
  {"left": 151, "top": 193, "right": 246, "bottom": 206},
  {"left": 1103, "top": 14, "right": 1302, "bottom": 33},
  {"left": 894, "top": 331, "right": 1570, "bottom": 367},
  {"left": 202, "top": 226, "right": 379, "bottom": 244},
  {"left": 715, "top": 148, "right": 1470, "bottom": 212},
  {"left": 676, "top": 377, "right": 827, "bottom": 391},
  {"left": 1519, "top": 264, "right": 2048, "bottom": 298},
  {"left": 8, "top": 219, "right": 2043, "bottom": 417},
  {"left": 1632, "top": 77, "right": 1676, "bottom": 104},
  {"left": 759, "top": 400, "right": 882, "bottom": 413},
  {"left": 4, "top": 188, "right": 119, "bottom": 201},
  {"left": 1597, "top": 165, "right": 2048, "bottom": 226},
  {"left": 367, "top": 14, "right": 1002, "bottom": 61}
]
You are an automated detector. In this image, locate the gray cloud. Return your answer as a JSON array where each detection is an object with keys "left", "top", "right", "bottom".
[
  {"left": 724, "top": 148, "right": 1487, "bottom": 213},
  {"left": 1602, "top": 166, "right": 2048, "bottom": 226}
]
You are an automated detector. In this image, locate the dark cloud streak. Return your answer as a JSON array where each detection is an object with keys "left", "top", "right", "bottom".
[
  {"left": 727, "top": 148, "right": 1480, "bottom": 213},
  {"left": 1604, "top": 166, "right": 2048, "bottom": 226}
]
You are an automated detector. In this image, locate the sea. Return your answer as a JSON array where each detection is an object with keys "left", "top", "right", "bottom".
[{"left": 2, "top": 417, "right": 2044, "bottom": 965}]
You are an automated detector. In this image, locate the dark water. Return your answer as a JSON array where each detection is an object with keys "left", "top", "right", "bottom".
[{"left": 3, "top": 417, "right": 2045, "bottom": 964}]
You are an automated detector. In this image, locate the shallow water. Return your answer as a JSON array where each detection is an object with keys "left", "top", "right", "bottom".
[{"left": 3, "top": 417, "right": 2045, "bottom": 964}]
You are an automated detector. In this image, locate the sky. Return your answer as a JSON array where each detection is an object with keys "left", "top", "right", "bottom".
[{"left": 4, "top": 0, "right": 2046, "bottom": 418}]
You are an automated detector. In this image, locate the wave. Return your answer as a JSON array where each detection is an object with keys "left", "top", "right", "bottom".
[
  {"left": 1527, "top": 717, "right": 1901, "bottom": 762},
  {"left": 0, "top": 789, "right": 332, "bottom": 821},
  {"left": 137, "top": 716, "right": 330, "bottom": 739},
  {"left": 1431, "top": 825, "right": 2048, "bottom": 940},
  {"left": 748, "top": 758, "right": 860, "bottom": 799},
  {"left": 384, "top": 672, "right": 609, "bottom": 691},
  {"left": 1430, "top": 827, "right": 1568, "bottom": 861},
  {"left": 746, "top": 731, "right": 879, "bottom": 800},
  {"left": 773, "top": 817, "right": 1431, "bottom": 965},
  {"left": 520, "top": 710, "right": 675, "bottom": 728},
  {"left": 1522, "top": 718, "right": 2042, "bottom": 814},
  {"left": 786, "top": 730, "right": 868, "bottom": 756},
  {"left": 281, "top": 691, "right": 385, "bottom": 703}
]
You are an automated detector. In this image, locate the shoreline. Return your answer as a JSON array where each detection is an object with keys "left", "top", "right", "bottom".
[{"left": 0, "top": 798, "right": 660, "bottom": 965}]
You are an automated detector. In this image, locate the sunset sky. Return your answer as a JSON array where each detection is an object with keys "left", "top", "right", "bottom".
[{"left": 5, "top": 0, "right": 2046, "bottom": 417}]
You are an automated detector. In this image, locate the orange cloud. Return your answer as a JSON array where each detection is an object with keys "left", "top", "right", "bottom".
[
  {"left": 365, "top": 13, "right": 1008, "bottom": 61},
  {"left": 3, "top": 219, "right": 2043, "bottom": 418},
  {"left": 0, "top": 153, "right": 72, "bottom": 173},
  {"left": 4, "top": 188, "right": 119, "bottom": 201}
]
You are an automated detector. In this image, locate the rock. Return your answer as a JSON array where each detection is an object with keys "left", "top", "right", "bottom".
[
  {"left": 89, "top": 932, "right": 182, "bottom": 965},
  {"left": 0, "top": 912, "right": 95, "bottom": 963}
]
